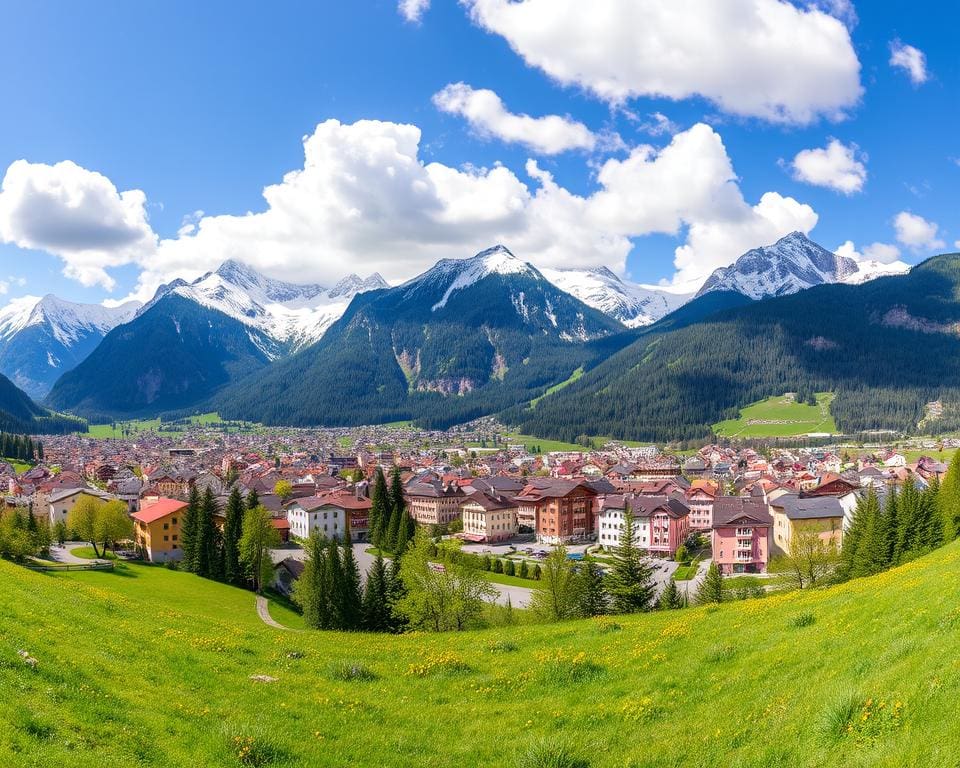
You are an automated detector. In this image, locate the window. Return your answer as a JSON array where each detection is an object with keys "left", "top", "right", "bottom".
[
  {"left": 163, "top": 535, "right": 169, "bottom": 542},
  {"left": 171, "top": 518, "right": 178, "bottom": 525}
]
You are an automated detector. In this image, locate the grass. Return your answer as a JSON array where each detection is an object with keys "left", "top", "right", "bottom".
[
  {"left": 503, "top": 433, "right": 588, "bottom": 453},
  {"left": 672, "top": 565, "right": 698, "bottom": 581},
  {"left": 69, "top": 547, "right": 118, "bottom": 560},
  {"left": 80, "top": 412, "right": 253, "bottom": 439},
  {"left": 529, "top": 367, "right": 584, "bottom": 409},
  {"left": 712, "top": 392, "right": 837, "bottom": 438},
  {"left": 479, "top": 569, "right": 539, "bottom": 589},
  {"left": 2, "top": 545, "right": 960, "bottom": 766},
  {"left": 1, "top": 457, "right": 32, "bottom": 474}
]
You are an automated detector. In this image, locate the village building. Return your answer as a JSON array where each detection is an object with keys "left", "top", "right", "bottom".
[
  {"left": 460, "top": 491, "right": 518, "bottom": 543},
  {"left": 514, "top": 479, "right": 598, "bottom": 544},
  {"left": 131, "top": 497, "right": 188, "bottom": 563},
  {"left": 404, "top": 479, "right": 465, "bottom": 527},
  {"left": 711, "top": 497, "right": 773, "bottom": 575}
]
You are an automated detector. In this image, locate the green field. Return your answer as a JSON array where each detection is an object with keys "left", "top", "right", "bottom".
[
  {"left": 3, "top": 544, "right": 960, "bottom": 766},
  {"left": 713, "top": 392, "right": 837, "bottom": 438},
  {"left": 82, "top": 412, "right": 241, "bottom": 439},
  {"left": 1, "top": 457, "right": 32, "bottom": 473},
  {"left": 503, "top": 433, "right": 588, "bottom": 453},
  {"left": 529, "top": 366, "right": 584, "bottom": 408}
]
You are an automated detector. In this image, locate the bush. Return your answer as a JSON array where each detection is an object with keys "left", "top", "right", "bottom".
[
  {"left": 532, "top": 564, "right": 542, "bottom": 580},
  {"left": 504, "top": 559, "right": 516, "bottom": 576},
  {"left": 789, "top": 612, "right": 815, "bottom": 628},
  {"left": 482, "top": 554, "right": 491, "bottom": 571},
  {"left": 493, "top": 558, "right": 503, "bottom": 574},
  {"left": 327, "top": 661, "right": 377, "bottom": 682},
  {"left": 518, "top": 560, "right": 529, "bottom": 579},
  {"left": 516, "top": 740, "right": 589, "bottom": 768}
]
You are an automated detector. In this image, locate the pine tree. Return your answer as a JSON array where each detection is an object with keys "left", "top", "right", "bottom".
[
  {"left": 295, "top": 532, "right": 330, "bottom": 629},
  {"left": 339, "top": 544, "right": 363, "bottom": 630},
  {"left": 938, "top": 458, "right": 960, "bottom": 540},
  {"left": 203, "top": 488, "right": 224, "bottom": 579},
  {"left": 369, "top": 469, "right": 389, "bottom": 549},
  {"left": 362, "top": 552, "right": 391, "bottom": 631},
  {"left": 223, "top": 486, "right": 244, "bottom": 584},
  {"left": 194, "top": 487, "right": 217, "bottom": 578},
  {"left": 657, "top": 579, "right": 681, "bottom": 610},
  {"left": 390, "top": 466, "right": 406, "bottom": 523},
  {"left": 385, "top": 505, "right": 402, "bottom": 554},
  {"left": 246, "top": 488, "right": 260, "bottom": 512},
  {"left": 921, "top": 477, "right": 944, "bottom": 550},
  {"left": 386, "top": 557, "right": 407, "bottom": 633},
  {"left": 576, "top": 561, "right": 609, "bottom": 617},
  {"left": 606, "top": 511, "right": 655, "bottom": 613},
  {"left": 695, "top": 561, "right": 724, "bottom": 605},
  {"left": 895, "top": 481, "right": 919, "bottom": 562},
  {"left": 180, "top": 485, "right": 202, "bottom": 572},
  {"left": 394, "top": 510, "right": 411, "bottom": 557}
]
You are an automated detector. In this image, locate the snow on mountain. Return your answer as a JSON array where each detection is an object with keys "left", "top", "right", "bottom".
[
  {"left": 540, "top": 266, "right": 691, "bottom": 327},
  {"left": 0, "top": 295, "right": 141, "bottom": 398},
  {"left": 695, "top": 232, "right": 860, "bottom": 300},
  {"left": 162, "top": 261, "right": 388, "bottom": 355},
  {"left": 840, "top": 259, "right": 911, "bottom": 285}
]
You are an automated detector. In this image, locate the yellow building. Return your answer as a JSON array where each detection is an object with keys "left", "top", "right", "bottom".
[
  {"left": 770, "top": 495, "right": 844, "bottom": 556},
  {"left": 132, "top": 497, "right": 188, "bottom": 563}
]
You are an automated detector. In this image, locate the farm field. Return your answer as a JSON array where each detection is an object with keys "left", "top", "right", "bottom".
[
  {"left": 712, "top": 392, "right": 837, "bottom": 438},
  {"left": 3, "top": 545, "right": 960, "bottom": 766}
]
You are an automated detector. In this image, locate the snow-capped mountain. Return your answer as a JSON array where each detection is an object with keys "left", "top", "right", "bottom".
[
  {"left": 0, "top": 295, "right": 140, "bottom": 398},
  {"left": 152, "top": 260, "right": 388, "bottom": 356},
  {"left": 540, "top": 266, "right": 692, "bottom": 327},
  {"left": 840, "top": 258, "right": 912, "bottom": 285},
  {"left": 695, "top": 232, "right": 863, "bottom": 300}
]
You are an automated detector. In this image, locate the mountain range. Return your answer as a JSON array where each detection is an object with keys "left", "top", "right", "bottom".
[{"left": 0, "top": 231, "right": 930, "bottom": 437}]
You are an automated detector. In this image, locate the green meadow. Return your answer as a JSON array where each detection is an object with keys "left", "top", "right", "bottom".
[
  {"left": 3, "top": 543, "right": 960, "bottom": 766},
  {"left": 713, "top": 392, "right": 837, "bottom": 438}
]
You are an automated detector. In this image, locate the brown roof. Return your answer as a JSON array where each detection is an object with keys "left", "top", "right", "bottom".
[
  {"left": 711, "top": 497, "right": 772, "bottom": 528},
  {"left": 289, "top": 491, "right": 372, "bottom": 512}
]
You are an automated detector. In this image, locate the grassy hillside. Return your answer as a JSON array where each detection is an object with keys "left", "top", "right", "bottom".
[
  {"left": 713, "top": 392, "right": 837, "bottom": 438},
  {"left": 3, "top": 549, "right": 960, "bottom": 767}
]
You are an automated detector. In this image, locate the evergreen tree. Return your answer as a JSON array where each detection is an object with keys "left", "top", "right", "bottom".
[
  {"left": 657, "top": 579, "right": 682, "bottom": 610},
  {"left": 938, "top": 458, "right": 960, "bottom": 541},
  {"left": 394, "top": 510, "right": 412, "bottom": 557},
  {"left": 389, "top": 466, "right": 406, "bottom": 523},
  {"left": 695, "top": 561, "right": 724, "bottom": 605},
  {"left": 362, "top": 552, "right": 392, "bottom": 631},
  {"left": 180, "top": 485, "right": 202, "bottom": 572},
  {"left": 369, "top": 469, "right": 389, "bottom": 549},
  {"left": 295, "top": 532, "right": 331, "bottom": 629},
  {"left": 894, "top": 481, "right": 918, "bottom": 562},
  {"left": 386, "top": 557, "right": 408, "bottom": 633},
  {"left": 339, "top": 544, "right": 363, "bottom": 630},
  {"left": 195, "top": 487, "right": 219, "bottom": 578},
  {"left": 606, "top": 511, "right": 655, "bottom": 613},
  {"left": 384, "top": 504, "right": 402, "bottom": 554},
  {"left": 921, "top": 477, "right": 944, "bottom": 550},
  {"left": 576, "top": 561, "right": 608, "bottom": 617},
  {"left": 246, "top": 488, "right": 260, "bottom": 512},
  {"left": 223, "top": 486, "right": 244, "bottom": 584}
]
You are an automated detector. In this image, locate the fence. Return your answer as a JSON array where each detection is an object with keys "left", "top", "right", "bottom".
[{"left": 26, "top": 561, "right": 115, "bottom": 572}]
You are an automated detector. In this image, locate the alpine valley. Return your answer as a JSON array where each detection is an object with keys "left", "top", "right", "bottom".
[{"left": 0, "top": 231, "right": 938, "bottom": 440}]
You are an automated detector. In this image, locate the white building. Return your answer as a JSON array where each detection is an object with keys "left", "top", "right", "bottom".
[
  {"left": 285, "top": 496, "right": 347, "bottom": 541},
  {"left": 48, "top": 487, "right": 116, "bottom": 527}
]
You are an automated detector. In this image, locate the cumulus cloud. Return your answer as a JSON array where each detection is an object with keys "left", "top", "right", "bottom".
[
  {"left": 0, "top": 120, "right": 818, "bottom": 300},
  {"left": 398, "top": 0, "right": 430, "bottom": 23},
  {"left": 889, "top": 40, "right": 928, "bottom": 85},
  {"left": 0, "top": 160, "right": 156, "bottom": 290},
  {"left": 432, "top": 83, "right": 612, "bottom": 155},
  {"left": 836, "top": 240, "right": 903, "bottom": 265},
  {"left": 462, "top": 0, "right": 862, "bottom": 124},
  {"left": 790, "top": 139, "right": 867, "bottom": 194},
  {"left": 894, "top": 211, "right": 944, "bottom": 251}
]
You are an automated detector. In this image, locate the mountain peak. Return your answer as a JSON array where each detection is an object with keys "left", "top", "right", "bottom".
[{"left": 696, "top": 233, "right": 859, "bottom": 300}]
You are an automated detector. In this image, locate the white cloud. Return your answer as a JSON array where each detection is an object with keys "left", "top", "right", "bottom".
[
  {"left": 0, "top": 160, "right": 156, "bottom": 290},
  {"left": 432, "top": 83, "right": 611, "bottom": 155},
  {"left": 1, "top": 120, "right": 818, "bottom": 300},
  {"left": 889, "top": 40, "right": 928, "bottom": 85},
  {"left": 398, "top": 0, "right": 430, "bottom": 23},
  {"left": 837, "top": 240, "right": 903, "bottom": 265},
  {"left": 894, "top": 211, "right": 944, "bottom": 251},
  {"left": 791, "top": 139, "right": 867, "bottom": 194},
  {"left": 462, "top": 0, "right": 862, "bottom": 124},
  {"left": 809, "top": 0, "right": 857, "bottom": 27}
]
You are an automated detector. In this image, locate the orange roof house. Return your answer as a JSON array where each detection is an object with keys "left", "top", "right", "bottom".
[{"left": 132, "top": 497, "right": 188, "bottom": 563}]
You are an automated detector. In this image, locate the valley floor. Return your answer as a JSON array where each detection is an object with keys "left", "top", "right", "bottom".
[{"left": 2, "top": 547, "right": 960, "bottom": 767}]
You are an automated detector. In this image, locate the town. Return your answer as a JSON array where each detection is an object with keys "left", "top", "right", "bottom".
[{"left": 1, "top": 416, "right": 953, "bottom": 614}]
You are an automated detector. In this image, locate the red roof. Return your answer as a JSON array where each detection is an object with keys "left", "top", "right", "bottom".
[
  {"left": 132, "top": 497, "right": 187, "bottom": 524},
  {"left": 271, "top": 518, "right": 291, "bottom": 530}
]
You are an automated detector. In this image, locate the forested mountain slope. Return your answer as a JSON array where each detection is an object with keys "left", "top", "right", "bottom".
[{"left": 516, "top": 254, "right": 960, "bottom": 442}]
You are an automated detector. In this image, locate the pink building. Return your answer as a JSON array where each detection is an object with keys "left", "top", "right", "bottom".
[
  {"left": 710, "top": 497, "right": 772, "bottom": 574},
  {"left": 633, "top": 495, "right": 690, "bottom": 558}
]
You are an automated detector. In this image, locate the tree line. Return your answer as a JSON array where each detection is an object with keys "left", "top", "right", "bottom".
[{"left": 0, "top": 433, "right": 43, "bottom": 463}]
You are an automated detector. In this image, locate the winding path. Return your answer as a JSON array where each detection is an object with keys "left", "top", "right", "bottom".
[{"left": 255, "top": 595, "right": 299, "bottom": 631}]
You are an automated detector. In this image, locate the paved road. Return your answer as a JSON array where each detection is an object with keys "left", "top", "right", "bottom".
[
  {"left": 47, "top": 541, "right": 110, "bottom": 565},
  {"left": 255, "top": 595, "right": 300, "bottom": 631},
  {"left": 272, "top": 542, "right": 534, "bottom": 608}
]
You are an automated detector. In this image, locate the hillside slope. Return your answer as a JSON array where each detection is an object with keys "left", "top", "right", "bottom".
[
  {"left": 3, "top": 547, "right": 960, "bottom": 767},
  {"left": 0, "top": 373, "right": 80, "bottom": 434},
  {"left": 518, "top": 253, "right": 960, "bottom": 442},
  {"left": 216, "top": 246, "right": 627, "bottom": 429}
]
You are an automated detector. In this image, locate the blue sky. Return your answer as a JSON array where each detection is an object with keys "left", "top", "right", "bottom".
[{"left": 0, "top": 0, "right": 956, "bottom": 305}]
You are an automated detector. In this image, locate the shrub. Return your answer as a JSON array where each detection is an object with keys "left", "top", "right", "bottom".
[
  {"left": 518, "top": 560, "right": 529, "bottom": 579},
  {"left": 789, "top": 612, "right": 815, "bottom": 628},
  {"left": 504, "top": 559, "right": 516, "bottom": 576},
  {"left": 516, "top": 739, "right": 590, "bottom": 768},
  {"left": 532, "top": 564, "right": 542, "bottom": 580},
  {"left": 482, "top": 555, "right": 491, "bottom": 571},
  {"left": 493, "top": 559, "right": 504, "bottom": 574},
  {"left": 327, "top": 660, "right": 377, "bottom": 682}
]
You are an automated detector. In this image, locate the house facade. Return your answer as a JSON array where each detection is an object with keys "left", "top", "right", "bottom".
[
  {"left": 460, "top": 491, "right": 518, "bottom": 543},
  {"left": 711, "top": 497, "right": 773, "bottom": 574},
  {"left": 514, "top": 480, "right": 598, "bottom": 544},
  {"left": 597, "top": 494, "right": 689, "bottom": 556},
  {"left": 404, "top": 480, "right": 465, "bottom": 527},
  {"left": 47, "top": 487, "right": 116, "bottom": 527},
  {"left": 131, "top": 497, "right": 188, "bottom": 563},
  {"left": 769, "top": 494, "right": 844, "bottom": 556},
  {"left": 285, "top": 494, "right": 352, "bottom": 541}
]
